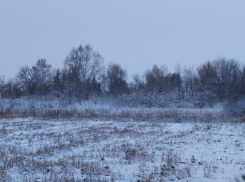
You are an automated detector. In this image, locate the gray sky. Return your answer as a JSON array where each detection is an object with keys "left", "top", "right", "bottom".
[{"left": 1, "top": 1, "right": 245, "bottom": 80}]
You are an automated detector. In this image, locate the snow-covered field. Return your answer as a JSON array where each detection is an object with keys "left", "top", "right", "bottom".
[{"left": 0, "top": 117, "right": 245, "bottom": 182}]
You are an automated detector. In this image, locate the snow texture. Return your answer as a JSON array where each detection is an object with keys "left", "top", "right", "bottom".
[{"left": 0, "top": 117, "right": 245, "bottom": 181}]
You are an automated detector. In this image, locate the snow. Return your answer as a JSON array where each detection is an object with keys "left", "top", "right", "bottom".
[{"left": 0, "top": 117, "right": 245, "bottom": 181}]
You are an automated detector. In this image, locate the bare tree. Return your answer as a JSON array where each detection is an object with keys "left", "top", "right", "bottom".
[
  {"left": 16, "top": 66, "right": 36, "bottom": 95},
  {"left": 196, "top": 61, "right": 218, "bottom": 105},
  {"left": 240, "top": 66, "right": 245, "bottom": 95},
  {"left": 211, "top": 58, "right": 241, "bottom": 100},
  {"left": 63, "top": 44, "right": 104, "bottom": 99},
  {"left": 64, "top": 44, "right": 104, "bottom": 82},
  {"left": 33, "top": 59, "right": 53, "bottom": 95},
  {"left": 4, "top": 79, "right": 21, "bottom": 98},
  {"left": 132, "top": 73, "right": 145, "bottom": 91},
  {"left": 107, "top": 63, "right": 128, "bottom": 95},
  {"left": 16, "top": 59, "right": 53, "bottom": 96},
  {"left": 0, "top": 76, "right": 5, "bottom": 98},
  {"left": 175, "top": 64, "right": 183, "bottom": 100},
  {"left": 53, "top": 69, "right": 63, "bottom": 95},
  {"left": 145, "top": 65, "right": 170, "bottom": 93},
  {"left": 183, "top": 67, "right": 196, "bottom": 98}
]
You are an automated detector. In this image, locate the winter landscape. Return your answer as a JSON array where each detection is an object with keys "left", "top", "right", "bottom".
[
  {"left": 1, "top": 44, "right": 245, "bottom": 181},
  {"left": 0, "top": 105, "right": 245, "bottom": 182},
  {"left": 1, "top": 2, "right": 245, "bottom": 180}
]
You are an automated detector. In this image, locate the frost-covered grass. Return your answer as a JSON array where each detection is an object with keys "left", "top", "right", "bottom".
[
  {"left": 0, "top": 97, "right": 227, "bottom": 125},
  {"left": 0, "top": 117, "right": 245, "bottom": 182}
]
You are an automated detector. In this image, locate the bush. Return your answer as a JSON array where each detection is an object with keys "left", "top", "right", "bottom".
[{"left": 224, "top": 96, "right": 245, "bottom": 117}]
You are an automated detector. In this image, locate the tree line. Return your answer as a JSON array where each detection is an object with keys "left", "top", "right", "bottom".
[{"left": 1, "top": 44, "right": 245, "bottom": 107}]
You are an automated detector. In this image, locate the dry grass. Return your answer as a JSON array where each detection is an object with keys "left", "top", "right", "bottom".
[
  {"left": 0, "top": 116, "right": 243, "bottom": 181},
  {"left": 0, "top": 106, "right": 227, "bottom": 124}
]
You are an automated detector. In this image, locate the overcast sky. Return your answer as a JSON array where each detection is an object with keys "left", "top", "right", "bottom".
[{"left": 1, "top": 1, "right": 245, "bottom": 80}]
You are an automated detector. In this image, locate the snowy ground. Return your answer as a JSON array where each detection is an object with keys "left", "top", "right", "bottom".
[{"left": 0, "top": 118, "right": 245, "bottom": 182}]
